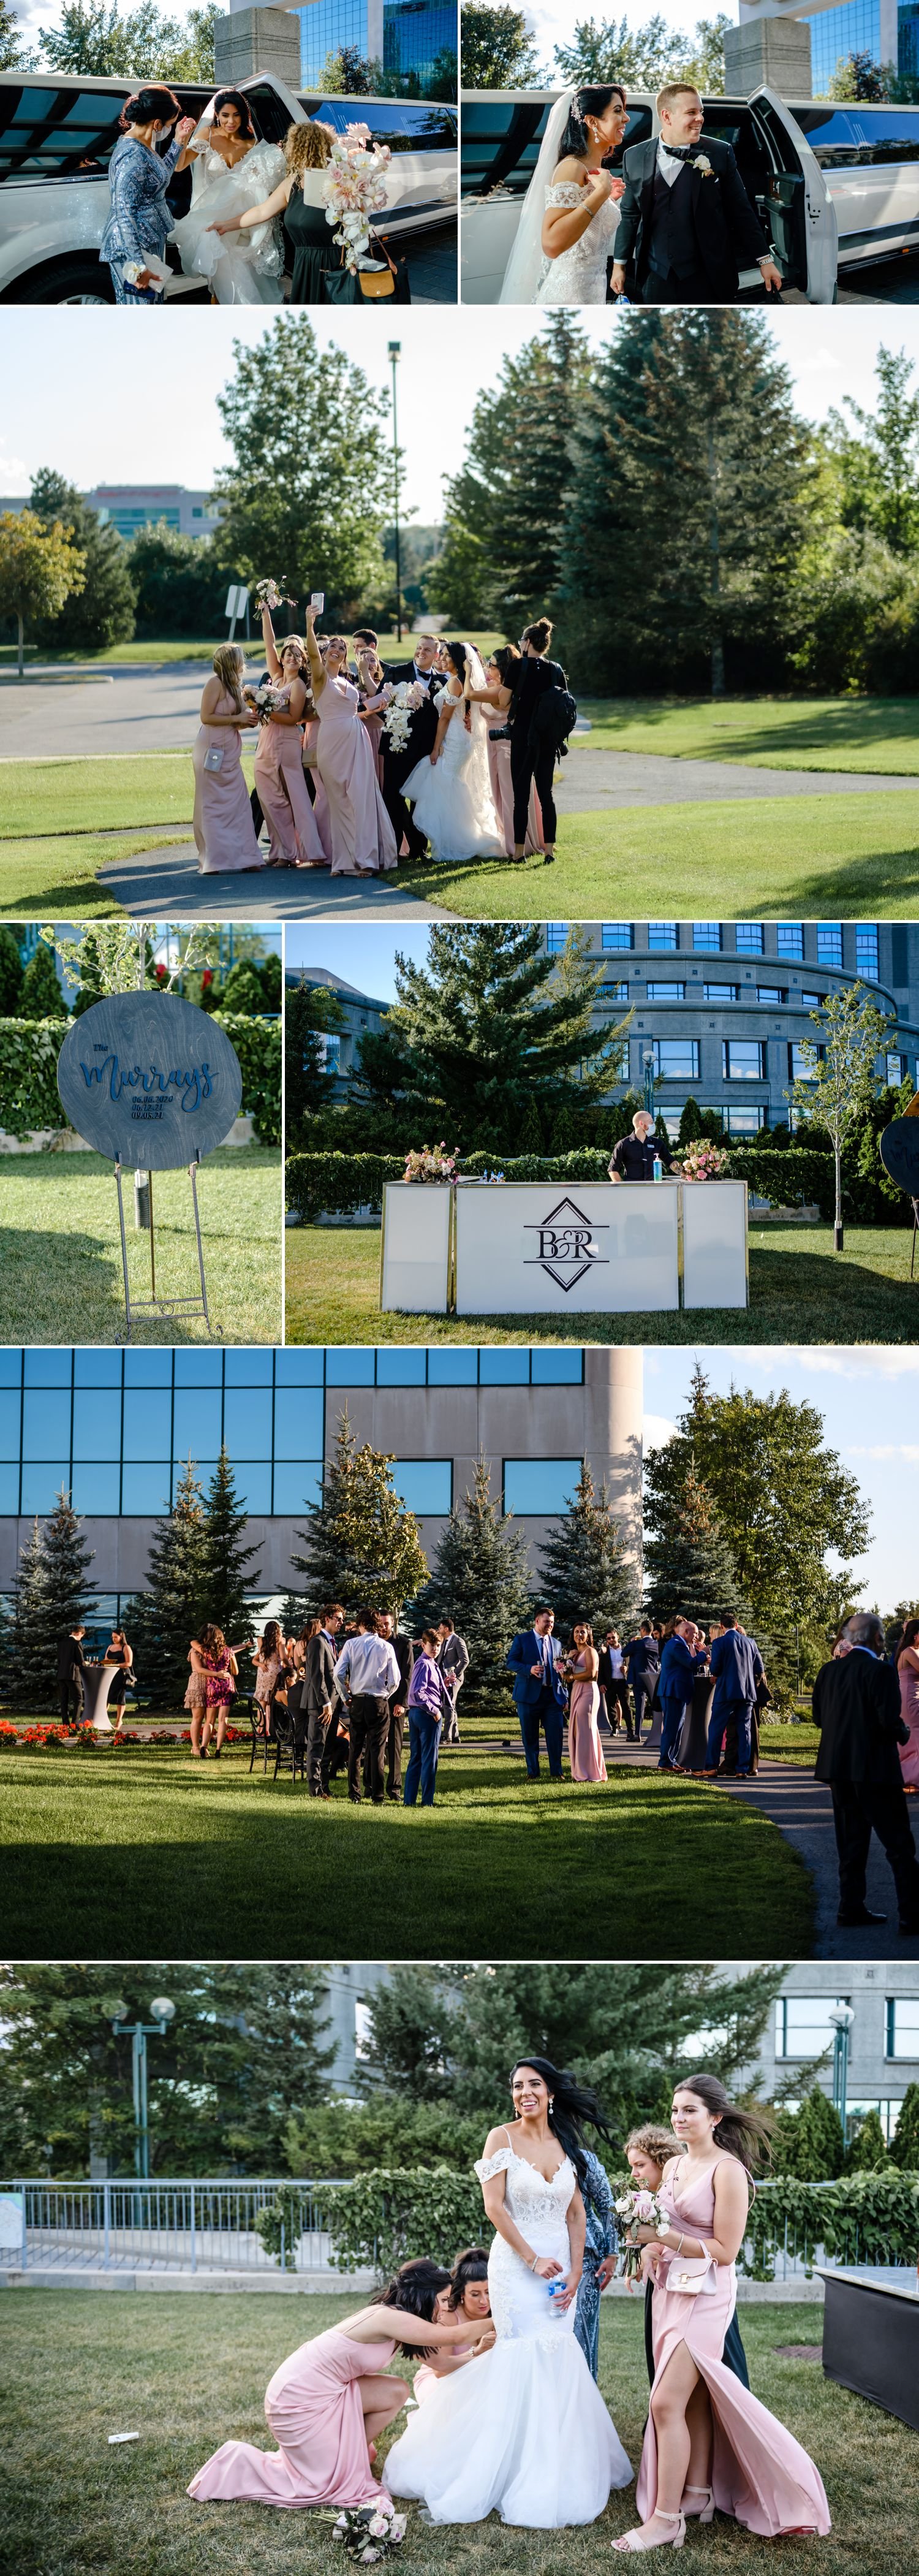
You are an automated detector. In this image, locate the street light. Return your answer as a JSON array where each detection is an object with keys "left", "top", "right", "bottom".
[
  {"left": 388, "top": 339, "right": 403, "bottom": 642},
  {"left": 109, "top": 1996, "right": 175, "bottom": 2178},
  {"left": 642, "top": 1048, "right": 656, "bottom": 1118},
  {"left": 828, "top": 2002, "right": 855, "bottom": 2149}
]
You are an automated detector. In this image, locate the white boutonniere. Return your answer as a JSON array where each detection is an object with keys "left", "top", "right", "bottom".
[{"left": 692, "top": 154, "right": 714, "bottom": 177}]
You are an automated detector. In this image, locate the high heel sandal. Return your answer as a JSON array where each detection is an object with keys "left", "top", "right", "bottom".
[
  {"left": 681, "top": 2486, "right": 714, "bottom": 2522},
  {"left": 613, "top": 2511, "right": 686, "bottom": 2553}
]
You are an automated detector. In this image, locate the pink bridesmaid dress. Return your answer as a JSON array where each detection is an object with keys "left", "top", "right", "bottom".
[
  {"left": 313, "top": 675, "right": 398, "bottom": 876},
  {"left": 187, "top": 2326, "right": 396, "bottom": 2510},
  {"left": 567, "top": 1673, "right": 607, "bottom": 1782},
  {"left": 486, "top": 725, "right": 542, "bottom": 856},
  {"left": 192, "top": 691, "right": 263, "bottom": 873},
  {"left": 638, "top": 2160, "right": 831, "bottom": 2538},
  {"left": 254, "top": 715, "right": 325, "bottom": 868},
  {"left": 898, "top": 1654, "right": 919, "bottom": 1786}
]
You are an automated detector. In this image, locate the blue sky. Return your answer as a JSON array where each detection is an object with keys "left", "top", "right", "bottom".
[{"left": 287, "top": 924, "right": 429, "bottom": 999}]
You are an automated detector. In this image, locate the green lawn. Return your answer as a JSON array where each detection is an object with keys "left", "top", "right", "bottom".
[
  {"left": 0, "top": 630, "right": 505, "bottom": 671},
  {"left": 759, "top": 1725, "right": 821, "bottom": 1768},
  {"left": 0, "top": 1147, "right": 282, "bottom": 1345},
  {"left": 286, "top": 1222, "right": 919, "bottom": 1347},
  {"left": 578, "top": 694, "right": 919, "bottom": 770},
  {"left": 0, "top": 832, "right": 189, "bottom": 918},
  {"left": 0, "top": 1739, "right": 813, "bottom": 1958},
  {"left": 5, "top": 2289, "right": 914, "bottom": 2576},
  {"left": 0, "top": 752, "right": 238, "bottom": 835}
]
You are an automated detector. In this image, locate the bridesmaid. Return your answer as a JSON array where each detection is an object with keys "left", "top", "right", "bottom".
[
  {"left": 187, "top": 2257, "right": 476, "bottom": 2508},
  {"left": 248, "top": 607, "right": 325, "bottom": 868},
  {"left": 412, "top": 2247, "right": 493, "bottom": 2404},
  {"left": 564, "top": 1622, "right": 607, "bottom": 1782},
  {"left": 99, "top": 86, "right": 195, "bottom": 301},
  {"left": 304, "top": 607, "right": 398, "bottom": 877},
  {"left": 192, "top": 647, "right": 263, "bottom": 874},
  {"left": 356, "top": 642, "right": 390, "bottom": 785},
  {"left": 897, "top": 1617, "right": 919, "bottom": 1788},
  {"left": 616, "top": 2075, "right": 830, "bottom": 2552},
  {"left": 206, "top": 118, "right": 336, "bottom": 302},
  {"left": 622, "top": 2125, "right": 751, "bottom": 2394},
  {"left": 464, "top": 648, "right": 542, "bottom": 856}
]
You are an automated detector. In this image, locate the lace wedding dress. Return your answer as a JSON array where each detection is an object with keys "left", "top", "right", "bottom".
[
  {"left": 172, "top": 139, "right": 287, "bottom": 303},
  {"left": 385, "top": 2144, "right": 633, "bottom": 2525},
  {"left": 401, "top": 671, "right": 505, "bottom": 863},
  {"left": 535, "top": 181, "right": 620, "bottom": 303}
]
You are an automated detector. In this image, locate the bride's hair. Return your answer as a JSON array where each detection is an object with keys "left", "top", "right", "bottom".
[
  {"left": 211, "top": 89, "right": 257, "bottom": 141},
  {"left": 211, "top": 643, "right": 245, "bottom": 710},
  {"left": 369, "top": 2254, "right": 453, "bottom": 2355},
  {"left": 444, "top": 640, "right": 469, "bottom": 685},
  {"left": 285, "top": 118, "right": 334, "bottom": 180},
  {"left": 558, "top": 83, "right": 627, "bottom": 162},
  {"left": 509, "top": 2057, "right": 616, "bottom": 2190},
  {"left": 673, "top": 2073, "right": 772, "bottom": 2176}
]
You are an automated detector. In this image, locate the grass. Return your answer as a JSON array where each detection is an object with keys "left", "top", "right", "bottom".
[
  {"left": 0, "top": 753, "right": 239, "bottom": 835},
  {"left": 759, "top": 1725, "right": 822, "bottom": 1769},
  {"left": 4, "top": 2289, "right": 916, "bottom": 2576},
  {"left": 577, "top": 694, "right": 919, "bottom": 771},
  {"left": 0, "top": 834, "right": 189, "bottom": 918},
  {"left": 0, "top": 1738, "right": 813, "bottom": 1958},
  {"left": 0, "top": 1147, "right": 282, "bottom": 1345},
  {"left": 0, "top": 631, "right": 506, "bottom": 671},
  {"left": 285, "top": 1222, "right": 919, "bottom": 1347}
]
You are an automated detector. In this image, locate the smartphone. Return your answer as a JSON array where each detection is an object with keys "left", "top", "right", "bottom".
[{"left": 310, "top": 591, "right": 325, "bottom": 612}]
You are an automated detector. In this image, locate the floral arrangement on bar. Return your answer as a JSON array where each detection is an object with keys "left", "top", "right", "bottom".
[
  {"left": 380, "top": 681, "right": 425, "bottom": 753},
  {"left": 322, "top": 126, "right": 392, "bottom": 273},
  {"left": 254, "top": 576, "right": 298, "bottom": 614},
  {"left": 674, "top": 1141, "right": 730, "bottom": 1182},
  {"left": 403, "top": 1143, "right": 460, "bottom": 1185},
  {"left": 329, "top": 2497, "right": 407, "bottom": 2563},
  {"left": 613, "top": 2184, "right": 671, "bottom": 2281}
]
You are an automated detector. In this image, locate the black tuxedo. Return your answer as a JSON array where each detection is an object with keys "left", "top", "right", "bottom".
[
  {"left": 380, "top": 661, "right": 442, "bottom": 858},
  {"left": 58, "top": 1630, "right": 86, "bottom": 1725},
  {"left": 813, "top": 1648, "right": 919, "bottom": 1926},
  {"left": 614, "top": 134, "right": 771, "bottom": 305},
  {"left": 508, "top": 653, "right": 568, "bottom": 851}
]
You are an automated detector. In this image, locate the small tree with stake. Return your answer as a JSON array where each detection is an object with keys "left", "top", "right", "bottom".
[
  {"left": 411, "top": 1456, "right": 534, "bottom": 1706},
  {"left": 290, "top": 1408, "right": 428, "bottom": 1622},
  {"left": 789, "top": 981, "right": 891, "bottom": 1250},
  {"left": 537, "top": 1463, "right": 638, "bottom": 1641}
]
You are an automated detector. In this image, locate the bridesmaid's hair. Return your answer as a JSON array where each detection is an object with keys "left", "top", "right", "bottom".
[
  {"left": 491, "top": 646, "right": 520, "bottom": 686},
  {"left": 212, "top": 88, "right": 257, "bottom": 141},
  {"left": 120, "top": 86, "right": 181, "bottom": 132},
  {"left": 558, "top": 85, "right": 627, "bottom": 162},
  {"left": 673, "top": 2073, "right": 772, "bottom": 2176},
  {"left": 899, "top": 1617, "right": 919, "bottom": 1658},
  {"left": 572, "top": 1619, "right": 594, "bottom": 1644},
  {"left": 285, "top": 118, "right": 334, "bottom": 180},
  {"left": 261, "top": 1620, "right": 282, "bottom": 1660},
  {"left": 278, "top": 634, "right": 309, "bottom": 673},
  {"left": 448, "top": 2246, "right": 489, "bottom": 2307},
  {"left": 211, "top": 644, "right": 245, "bottom": 711},
  {"left": 625, "top": 2122, "right": 679, "bottom": 2170},
  {"left": 509, "top": 2057, "right": 616, "bottom": 2192},
  {"left": 369, "top": 2255, "right": 452, "bottom": 2355}
]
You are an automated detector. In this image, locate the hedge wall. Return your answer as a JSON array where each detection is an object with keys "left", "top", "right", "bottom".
[
  {"left": 283, "top": 1142, "right": 914, "bottom": 1226},
  {"left": 0, "top": 1013, "right": 279, "bottom": 1150}
]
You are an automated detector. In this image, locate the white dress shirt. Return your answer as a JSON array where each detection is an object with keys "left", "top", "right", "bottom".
[
  {"left": 333, "top": 1632, "right": 401, "bottom": 1700},
  {"left": 656, "top": 141, "right": 689, "bottom": 188}
]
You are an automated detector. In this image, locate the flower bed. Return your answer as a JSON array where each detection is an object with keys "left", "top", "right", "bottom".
[{"left": 2, "top": 1721, "right": 248, "bottom": 1749}]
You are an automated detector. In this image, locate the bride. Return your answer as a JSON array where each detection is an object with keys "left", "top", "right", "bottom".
[
  {"left": 401, "top": 642, "right": 505, "bottom": 864},
  {"left": 500, "top": 83, "right": 628, "bottom": 305},
  {"left": 385, "top": 2057, "right": 633, "bottom": 2525},
  {"left": 171, "top": 89, "right": 287, "bottom": 304}
]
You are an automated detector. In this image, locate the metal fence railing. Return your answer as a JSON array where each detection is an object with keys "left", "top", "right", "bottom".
[{"left": 1, "top": 2179, "right": 347, "bottom": 2274}]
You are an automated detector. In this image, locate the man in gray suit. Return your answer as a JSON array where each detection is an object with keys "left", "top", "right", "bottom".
[
  {"left": 303, "top": 1603, "right": 344, "bottom": 1799},
  {"left": 437, "top": 1616, "right": 469, "bottom": 1745}
]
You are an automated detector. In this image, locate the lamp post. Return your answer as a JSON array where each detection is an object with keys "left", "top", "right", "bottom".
[
  {"left": 109, "top": 1996, "right": 176, "bottom": 2178},
  {"left": 828, "top": 2002, "right": 855, "bottom": 2149},
  {"left": 642, "top": 1048, "right": 656, "bottom": 1119},
  {"left": 388, "top": 339, "right": 403, "bottom": 642}
]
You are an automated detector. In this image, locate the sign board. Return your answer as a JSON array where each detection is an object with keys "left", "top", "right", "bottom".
[
  {"left": 880, "top": 1114, "right": 919, "bottom": 1198},
  {"left": 0, "top": 2190, "right": 25, "bottom": 2256},
  {"left": 56, "top": 991, "right": 242, "bottom": 1172},
  {"left": 224, "top": 583, "right": 248, "bottom": 621}
]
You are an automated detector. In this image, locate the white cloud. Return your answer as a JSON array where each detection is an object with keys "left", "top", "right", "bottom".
[
  {"left": 0, "top": 451, "right": 28, "bottom": 488},
  {"left": 847, "top": 1445, "right": 919, "bottom": 1462},
  {"left": 643, "top": 1413, "right": 676, "bottom": 1448},
  {"left": 792, "top": 346, "right": 843, "bottom": 376}
]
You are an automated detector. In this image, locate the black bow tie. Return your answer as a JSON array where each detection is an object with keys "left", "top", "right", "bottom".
[{"left": 662, "top": 142, "right": 695, "bottom": 160}]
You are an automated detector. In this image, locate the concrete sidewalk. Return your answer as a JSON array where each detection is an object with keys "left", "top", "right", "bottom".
[
  {"left": 554, "top": 745, "right": 919, "bottom": 811},
  {"left": 96, "top": 846, "right": 460, "bottom": 918}
]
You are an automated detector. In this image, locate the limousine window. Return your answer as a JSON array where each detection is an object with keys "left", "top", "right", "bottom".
[
  {"left": 461, "top": 99, "right": 651, "bottom": 197},
  {"left": 0, "top": 83, "right": 123, "bottom": 177},
  {"left": 789, "top": 107, "right": 861, "bottom": 168},
  {"left": 847, "top": 108, "right": 919, "bottom": 164},
  {"left": 301, "top": 97, "right": 456, "bottom": 152}
]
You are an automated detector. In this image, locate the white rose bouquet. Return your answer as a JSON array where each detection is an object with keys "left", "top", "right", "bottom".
[
  {"left": 247, "top": 683, "right": 290, "bottom": 724},
  {"left": 613, "top": 2184, "right": 670, "bottom": 2281},
  {"left": 382, "top": 680, "right": 425, "bottom": 753},
  {"left": 322, "top": 130, "right": 392, "bottom": 273},
  {"left": 328, "top": 2497, "right": 407, "bottom": 2562},
  {"left": 254, "top": 576, "right": 298, "bottom": 614}
]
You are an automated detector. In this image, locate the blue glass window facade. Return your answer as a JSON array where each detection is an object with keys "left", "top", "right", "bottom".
[
  {"left": 811, "top": 0, "right": 880, "bottom": 94},
  {"left": 856, "top": 922, "right": 880, "bottom": 980},
  {"left": 298, "top": 0, "right": 453, "bottom": 87},
  {"left": 384, "top": 0, "right": 456, "bottom": 82},
  {"left": 299, "top": 0, "right": 369, "bottom": 85},
  {"left": 503, "top": 1459, "right": 583, "bottom": 1516}
]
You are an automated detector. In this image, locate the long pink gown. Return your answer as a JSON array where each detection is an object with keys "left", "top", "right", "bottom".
[
  {"left": 187, "top": 2327, "right": 396, "bottom": 2509},
  {"left": 254, "top": 717, "right": 325, "bottom": 868},
  {"left": 192, "top": 692, "right": 263, "bottom": 873},
  {"left": 486, "top": 724, "right": 542, "bottom": 856},
  {"left": 899, "top": 1655, "right": 919, "bottom": 1786},
  {"left": 637, "top": 2160, "right": 830, "bottom": 2538},
  {"left": 314, "top": 675, "right": 398, "bottom": 876},
  {"left": 568, "top": 1674, "right": 607, "bottom": 1782}
]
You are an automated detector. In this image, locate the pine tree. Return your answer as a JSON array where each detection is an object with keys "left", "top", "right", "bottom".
[
  {"left": 890, "top": 2080, "right": 919, "bottom": 2170},
  {"left": 284, "top": 974, "right": 344, "bottom": 1150},
  {"left": 0, "top": 924, "right": 24, "bottom": 1013},
  {"left": 679, "top": 1097, "right": 705, "bottom": 1144},
  {"left": 411, "top": 1456, "right": 534, "bottom": 1705},
  {"left": 7, "top": 1518, "right": 58, "bottom": 1712},
  {"left": 125, "top": 1461, "right": 208, "bottom": 1710},
  {"left": 30, "top": 467, "right": 136, "bottom": 655},
  {"left": 200, "top": 1447, "right": 262, "bottom": 1644},
  {"left": 771, "top": 2084, "right": 844, "bottom": 2179},
  {"left": 442, "top": 313, "right": 592, "bottom": 637},
  {"left": 643, "top": 1465, "right": 751, "bottom": 1631},
  {"left": 17, "top": 943, "right": 67, "bottom": 1019},
  {"left": 844, "top": 2106, "right": 890, "bottom": 2172},
  {"left": 537, "top": 1464, "right": 638, "bottom": 1641},
  {"left": 42, "top": 1488, "right": 96, "bottom": 1634},
  {"left": 290, "top": 1408, "right": 428, "bottom": 1620},
  {"left": 516, "top": 1090, "right": 543, "bottom": 1157}
]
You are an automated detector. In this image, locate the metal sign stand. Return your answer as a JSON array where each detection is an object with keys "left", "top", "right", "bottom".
[{"left": 113, "top": 1154, "right": 212, "bottom": 1342}]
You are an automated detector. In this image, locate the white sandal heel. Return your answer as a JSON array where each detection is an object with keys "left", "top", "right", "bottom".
[
  {"left": 682, "top": 2486, "right": 714, "bottom": 2523},
  {"left": 613, "top": 2510, "right": 686, "bottom": 2553}
]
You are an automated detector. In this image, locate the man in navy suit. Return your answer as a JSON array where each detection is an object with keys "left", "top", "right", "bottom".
[
  {"left": 705, "top": 1613, "right": 764, "bottom": 1779},
  {"left": 658, "top": 1617, "right": 707, "bottom": 1771},
  {"left": 506, "top": 1606, "right": 567, "bottom": 1780}
]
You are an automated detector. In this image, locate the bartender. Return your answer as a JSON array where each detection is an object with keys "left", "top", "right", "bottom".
[{"left": 608, "top": 1108, "right": 675, "bottom": 1183}]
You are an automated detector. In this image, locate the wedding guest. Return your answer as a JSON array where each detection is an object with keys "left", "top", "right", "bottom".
[
  {"left": 619, "top": 2076, "right": 830, "bottom": 2551},
  {"left": 609, "top": 1111, "right": 675, "bottom": 1182},
  {"left": 412, "top": 2249, "right": 493, "bottom": 2403},
  {"left": 813, "top": 1611, "right": 919, "bottom": 1932},
  {"left": 704, "top": 1613, "right": 763, "bottom": 1780},
  {"left": 622, "top": 1621, "right": 660, "bottom": 1741},
  {"left": 564, "top": 1621, "right": 608, "bottom": 1782},
  {"left": 248, "top": 608, "right": 325, "bottom": 868},
  {"left": 464, "top": 647, "right": 542, "bottom": 855},
  {"left": 658, "top": 1617, "right": 706, "bottom": 1771},
  {"left": 305, "top": 608, "right": 398, "bottom": 876},
  {"left": 507, "top": 617, "right": 569, "bottom": 865},
  {"left": 103, "top": 1627, "right": 134, "bottom": 1731},
  {"left": 205, "top": 117, "right": 335, "bottom": 301},
  {"left": 898, "top": 1617, "right": 919, "bottom": 1788},
  {"left": 303, "top": 1603, "right": 345, "bottom": 1799},
  {"left": 624, "top": 2125, "right": 749, "bottom": 2393},
  {"left": 380, "top": 634, "right": 442, "bottom": 858},
  {"left": 57, "top": 1624, "right": 86, "bottom": 1727},
  {"left": 184, "top": 1625, "right": 238, "bottom": 1760},
  {"left": 355, "top": 644, "right": 390, "bottom": 783},
  {"left": 192, "top": 646, "right": 263, "bottom": 874},
  {"left": 333, "top": 1608, "right": 401, "bottom": 1804},
  {"left": 603, "top": 1630, "right": 632, "bottom": 1737},
  {"left": 375, "top": 1609, "right": 414, "bottom": 1801},
  {"left": 188, "top": 2258, "right": 473, "bottom": 2509},
  {"left": 252, "top": 1620, "right": 291, "bottom": 1742},
  {"left": 574, "top": 2149, "right": 617, "bottom": 2379},
  {"left": 436, "top": 1616, "right": 469, "bottom": 1745},
  {"left": 506, "top": 1606, "right": 567, "bottom": 1780},
  {"left": 99, "top": 88, "right": 195, "bottom": 302},
  {"left": 403, "top": 1629, "right": 453, "bottom": 1809}
]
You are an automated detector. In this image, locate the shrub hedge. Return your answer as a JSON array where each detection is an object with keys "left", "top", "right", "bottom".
[
  {"left": 0, "top": 1013, "right": 280, "bottom": 1150},
  {"left": 282, "top": 1142, "right": 919, "bottom": 1226}
]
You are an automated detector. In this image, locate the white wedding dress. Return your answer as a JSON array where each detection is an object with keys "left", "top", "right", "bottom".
[
  {"left": 401, "top": 669, "right": 505, "bottom": 864},
  {"left": 535, "top": 181, "right": 620, "bottom": 303},
  {"left": 385, "top": 2145, "right": 633, "bottom": 2526},
  {"left": 171, "top": 138, "right": 287, "bottom": 303}
]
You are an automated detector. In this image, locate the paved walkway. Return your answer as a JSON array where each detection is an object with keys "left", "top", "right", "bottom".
[
  {"left": 554, "top": 745, "right": 918, "bottom": 812},
  {"left": 96, "top": 846, "right": 460, "bottom": 918}
]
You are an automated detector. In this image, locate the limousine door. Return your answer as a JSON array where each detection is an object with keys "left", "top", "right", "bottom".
[{"left": 749, "top": 86, "right": 838, "bottom": 301}]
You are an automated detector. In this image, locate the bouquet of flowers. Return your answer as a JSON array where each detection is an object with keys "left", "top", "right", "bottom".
[
  {"left": 675, "top": 1142, "right": 730, "bottom": 1182},
  {"left": 322, "top": 129, "right": 392, "bottom": 273},
  {"left": 248, "top": 683, "right": 290, "bottom": 724},
  {"left": 254, "top": 576, "right": 298, "bottom": 614},
  {"left": 403, "top": 1142, "right": 460, "bottom": 1185},
  {"left": 613, "top": 2185, "right": 670, "bottom": 2281},
  {"left": 329, "top": 2498, "right": 407, "bottom": 2563},
  {"left": 382, "top": 680, "right": 425, "bottom": 753}
]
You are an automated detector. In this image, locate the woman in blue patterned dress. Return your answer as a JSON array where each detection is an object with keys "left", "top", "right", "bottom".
[
  {"left": 573, "top": 2145, "right": 617, "bottom": 2380},
  {"left": 99, "top": 86, "right": 195, "bottom": 303}
]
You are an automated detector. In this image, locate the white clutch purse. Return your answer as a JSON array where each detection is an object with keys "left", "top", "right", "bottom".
[
  {"left": 667, "top": 2255, "right": 717, "bottom": 2296},
  {"left": 203, "top": 745, "right": 225, "bottom": 773}
]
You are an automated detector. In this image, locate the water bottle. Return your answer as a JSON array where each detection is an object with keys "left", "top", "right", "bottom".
[
  {"left": 547, "top": 2276, "right": 567, "bottom": 2301},
  {"left": 652, "top": 1154, "right": 662, "bottom": 1183}
]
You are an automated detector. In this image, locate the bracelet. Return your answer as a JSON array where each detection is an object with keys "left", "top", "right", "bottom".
[
  {"left": 674, "top": 2234, "right": 684, "bottom": 2255},
  {"left": 529, "top": 2252, "right": 539, "bottom": 2271}
]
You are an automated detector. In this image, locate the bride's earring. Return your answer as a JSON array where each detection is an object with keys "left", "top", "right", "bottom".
[{"left": 548, "top": 2097, "right": 554, "bottom": 2111}]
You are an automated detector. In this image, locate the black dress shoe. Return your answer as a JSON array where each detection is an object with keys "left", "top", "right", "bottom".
[{"left": 837, "top": 1905, "right": 887, "bottom": 1926}]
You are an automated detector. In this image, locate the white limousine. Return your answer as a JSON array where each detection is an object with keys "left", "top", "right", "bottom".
[
  {"left": 0, "top": 69, "right": 457, "bottom": 301},
  {"left": 461, "top": 85, "right": 919, "bottom": 302}
]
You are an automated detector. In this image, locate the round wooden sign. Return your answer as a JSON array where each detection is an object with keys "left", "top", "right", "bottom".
[
  {"left": 56, "top": 991, "right": 243, "bottom": 1169},
  {"left": 879, "top": 1117, "right": 919, "bottom": 1199}
]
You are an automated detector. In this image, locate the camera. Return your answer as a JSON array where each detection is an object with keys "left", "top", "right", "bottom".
[{"left": 488, "top": 723, "right": 513, "bottom": 743}]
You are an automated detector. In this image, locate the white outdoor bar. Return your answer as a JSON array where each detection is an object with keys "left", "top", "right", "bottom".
[{"left": 380, "top": 1180, "right": 748, "bottom": 1315}]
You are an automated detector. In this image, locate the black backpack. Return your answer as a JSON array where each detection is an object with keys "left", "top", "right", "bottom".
[{"left": 529, "top": 680, "right": 578, "bottom": 757}]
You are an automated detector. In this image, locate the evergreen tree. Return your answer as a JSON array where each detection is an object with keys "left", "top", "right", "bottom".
[
  {"left": 844, "top": 2106, "right": 890, "bottom": 2171},
  {"left": 17, "top": 943, "right": 66, "bottom": 1018},
  {"left": 538, "top": 1464, "right": 638, "bottom": 1641},
  {"left": 411, "top": 1456, "right": 534, "bottom": 1704},
  {"left": 890, "top": 2080, "right": 919, "bottom": 2169},
  {"left": 7, "top": 1498, "right": 94, "bottom": 1712},
  {"left": 0, "top": 923, "right": 24, "bottom": 1013},
  {"left": 42, "top": 1488, "right": 96, "bottom": 1634},
  {"left": 200, "top": 1448, "right": 262, "bottom": 1644},
  {"left": 643, "top": 1464, "right": 751, "bottom": 1631},
  {"left": 771, "top": 2084, "right": 844, "bottom": 2179},
  {"left": 285, "top": 973, "right": 345, "bottom": 1150},
  {"left": 290, "top": 1409, "right": 428, "bottom": 1619},
  {"left": 125, "top": 1461, "right": 208, "bottom": 1709},
  {"left": 439, "top": 314, "right": 592, "bottom": 636},
  {"left": 30, "top": 468, "right": 136, "bottom": 655},
  {"left": 678, "top": 1096, "right": 705, "bottom": 1144},
  {"left": 516, "top": 1090, "right": 544, "bottom": 1156}
]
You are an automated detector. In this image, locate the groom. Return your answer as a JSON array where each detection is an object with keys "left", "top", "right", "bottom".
[
  {"left": 507, "top": 1607, "right": 567, "bottom": 1780},
  {"left": 610, "top": 82, "right": 782, "bottom": 305},
  {"left": 380, "top": 633, "right": 443, "bottom": 862}
]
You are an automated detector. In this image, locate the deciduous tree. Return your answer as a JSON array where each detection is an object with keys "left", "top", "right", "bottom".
[
  {"left": 214, "top": 319, "right": 392, "bottom": 626},
  {"left": 461, "top": 4, "right": 542, "bottom": 88},
  {"left": 0, "top": 509, "right": 86, "bottom": 678}
]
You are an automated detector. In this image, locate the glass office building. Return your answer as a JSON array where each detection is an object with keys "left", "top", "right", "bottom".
[
  {"left": 807, "top": 0, "right": 880, "bottom": 91},
  {"left": 297, "top": 0, "right": 453, "bottom": 86}
]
